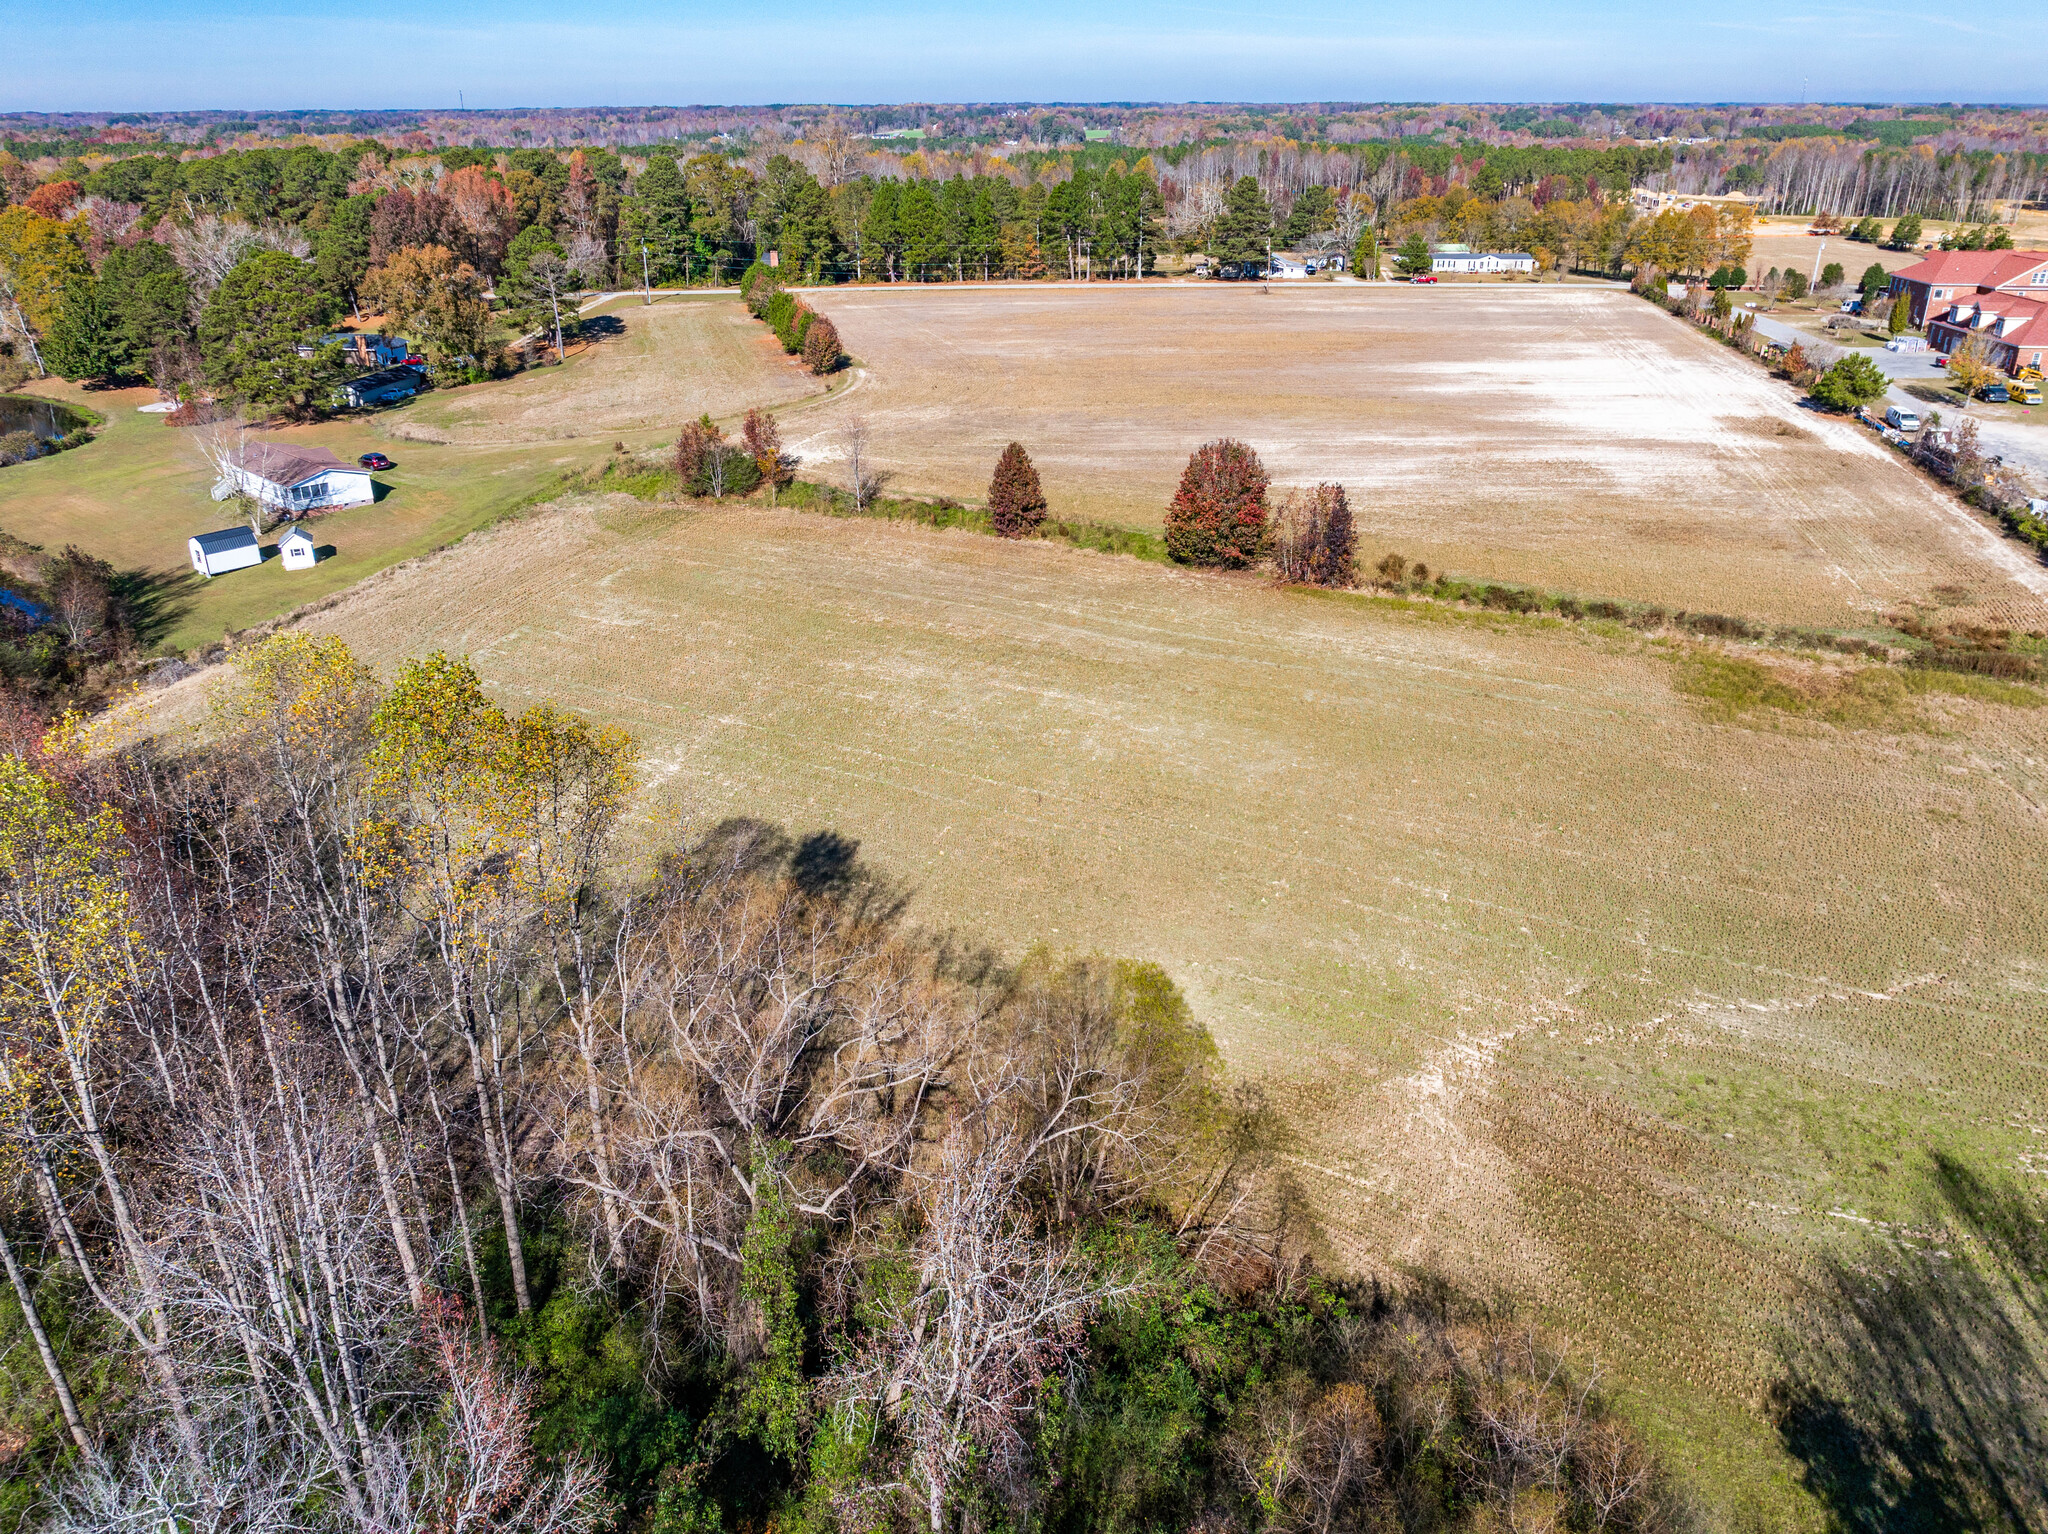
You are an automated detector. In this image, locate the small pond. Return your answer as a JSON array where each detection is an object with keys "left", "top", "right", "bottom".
[{"left": 0, "top": 394, "right": 93, "bottom": 465}]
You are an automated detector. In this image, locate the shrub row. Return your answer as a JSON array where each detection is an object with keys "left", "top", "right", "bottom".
[
  {"left": 1368, "top": 559, "right": 1899, "bottom": 657},
  {"left": 1908, "top": 647, "right": 2044, "bottom": 682},
  {"left": 1964, "top": 485, "right": 2048, "bottom": 557},
  {"left": 779, "top": 477, "right": 1170, "bottom": 561},
  {"left": 741, "top": 260, "right": 843, "bottom": 375}
]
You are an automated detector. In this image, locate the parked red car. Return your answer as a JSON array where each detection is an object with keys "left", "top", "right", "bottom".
[
  {"left": 1409, "top": 275, "right": 1439, "bottom": 284},
  {"left": 1932, "top": 355, "right": 1948, "bottom": 369},
  {"left": 358, "top": 452, "right": 394, "bottom": 470}
]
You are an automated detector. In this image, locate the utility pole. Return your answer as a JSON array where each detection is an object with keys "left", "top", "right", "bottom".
[
  {"left": 1811, "top": 236, "right": 1825, "bottom": 292},
  {"left": 641, "top": 241, "right": 651, "bottom": 304}
]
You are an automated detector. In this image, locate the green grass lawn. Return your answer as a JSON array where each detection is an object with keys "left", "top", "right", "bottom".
[{"left": 0, "top": 378, "right": 610, "bottom": 655}]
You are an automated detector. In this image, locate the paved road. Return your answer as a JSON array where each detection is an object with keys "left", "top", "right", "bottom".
[{"left": 1749, "top": 310, "right": 2048, "bottom": 483}]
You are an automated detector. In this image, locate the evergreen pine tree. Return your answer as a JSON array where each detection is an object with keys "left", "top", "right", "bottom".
[
  {"left": 1889, "top": 213, "right": 1923, "bottom": 249},
  {"left": 43, "top": 276, "right": 125, "bottom": 384},
  {"left": 986, "top": 442, "right": 1047, "bottom": 537},
  {"left": 1393, "top": 233, "right": 1434, "bottom": 277},
  {"left": 1888, "top": 292, "right": 1912, "bottom": 335},
  {"left": 1351, "top": 227, "right": 1379, "bottom": 279},
  {"left": 1211, "top": 177, "right": 1273, "bottom": 266}
]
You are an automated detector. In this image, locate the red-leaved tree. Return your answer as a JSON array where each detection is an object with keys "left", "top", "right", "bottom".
[
  {"left": 987, "top": 443, "right": 1048, "bottom": 537},
  {"left": 1164, "top": 439, "right": 1269, "bottom": 567},
  {"left": 24, "top": 180, "right": 80, "bottom": 220},
  {"left": 802, "top": 314, "right": 842, "bottom": 375}
]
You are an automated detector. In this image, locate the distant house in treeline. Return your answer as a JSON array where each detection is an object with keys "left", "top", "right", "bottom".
[
  {"left": 312, "top": 333, "right": 413, "bottom": 367},
  {"left": 340, "top": 366, "right": 426, "bottom": 410}
]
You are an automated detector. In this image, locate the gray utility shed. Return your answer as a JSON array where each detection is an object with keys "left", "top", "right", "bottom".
[{"left": 189, "top": 526, "right": 262, "bottom": 577}]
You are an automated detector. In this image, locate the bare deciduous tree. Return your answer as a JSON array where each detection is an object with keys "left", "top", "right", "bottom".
[
  {"left": 842, "top": 415, "right": 884, "bottom": 511},
  {"left": 828, "top": 1128, "right": 1143, "bottom": 1533}
]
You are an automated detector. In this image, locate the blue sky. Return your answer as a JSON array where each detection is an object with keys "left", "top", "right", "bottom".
[{"left": 11, "top": 0, "right": 2046, "bottom": 112}]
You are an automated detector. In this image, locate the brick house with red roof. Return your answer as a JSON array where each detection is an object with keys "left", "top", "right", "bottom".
[
  {"left": 1924, "top": 292, "right": 2048, "bottom": 376},
  {"left": 1886, "top": 249, "right": 2048, "bottom": 327},
  {"left": 1887, "top": 250, "right": 2048, "bottom": 375}
]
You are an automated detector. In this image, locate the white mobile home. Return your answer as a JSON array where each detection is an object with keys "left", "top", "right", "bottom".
[
  {"left": 1429, "top": 244, "right": 1538, "bottom": 276},
  {"left": 278, "top": 525, "right": 320, "bottom": 570},
  {"left": 215, "top": 442, "right": 375, "bottom": 514},
  {"left": 189, "top": 527, "right": 262, "bottom": 578}
]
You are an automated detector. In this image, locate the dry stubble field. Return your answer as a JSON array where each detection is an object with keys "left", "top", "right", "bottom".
[
  {"left": 794, "top": 282, "right": 2048, "bottom": 630},
  {"left": 131, "top": 487, "right": 2048, "bottom": 1522}
]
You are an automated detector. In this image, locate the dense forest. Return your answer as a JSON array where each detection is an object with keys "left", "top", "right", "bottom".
[{"left": 0, "top": 635, "right": 1685, "bottom": 1533}]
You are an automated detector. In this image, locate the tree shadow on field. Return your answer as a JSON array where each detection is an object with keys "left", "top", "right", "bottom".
[
  {"left": 676, "top": 818, "right": 1004, "bottom": 985},
  {"left": 1770, "top": 1154, "right": 2048, "bottom": 1533},
  {"left": 111, "top": 566, "right": 199, "bottom": 651},
  {"left": 581, "top": 315, "right": 625, "bottom": 342},
  {"left": 683, "top": 818, "right": 905, "bottom": 920}
]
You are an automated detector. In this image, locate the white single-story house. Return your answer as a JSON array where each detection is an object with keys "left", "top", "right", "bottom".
[
  {"left": 278, "top": 526, "right": 320, "bottom": 570},
  {"left": 1269, "top": 254, "right": 1312, "bottom": 279},
  {"left": 1429, "top": 243, "right": 1538, "bottom": 276},
  {"left": 189, "top": 527, "right": 262, "bottom": 578},
  {"left": 215, "top": 442, "right": 375, "bottom": 514}
]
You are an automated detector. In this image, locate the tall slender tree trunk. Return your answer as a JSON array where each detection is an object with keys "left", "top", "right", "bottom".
[{"left": 0, "top": 1219, "right": 90, "bottom": 1454}]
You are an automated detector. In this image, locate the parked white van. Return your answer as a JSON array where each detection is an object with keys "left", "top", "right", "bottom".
[{"left": 1884, "top": 406, "right": 1921, "bottom": 433}]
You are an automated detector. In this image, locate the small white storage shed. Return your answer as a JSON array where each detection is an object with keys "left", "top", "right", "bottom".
[
  {"left": 278, "top": 526, "right": 319, "bottom": 570},
  {"left": 189, "top": 527, "right": 262, "bottom": 578}
]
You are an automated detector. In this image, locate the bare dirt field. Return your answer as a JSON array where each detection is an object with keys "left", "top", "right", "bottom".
[
  {"left": 134, "top": 495, "right": 2048, "bottom": 1524},
  {"left": 793, "top": 282, "right": 2048, "bottom": 630}
]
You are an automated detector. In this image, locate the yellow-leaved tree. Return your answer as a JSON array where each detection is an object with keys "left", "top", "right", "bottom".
[
  {"left": 0, "top": 754, "right": 201, "bottom": 1467},
  {"left": 363, "top": 651, "right": 636, "bottom": 1312}
]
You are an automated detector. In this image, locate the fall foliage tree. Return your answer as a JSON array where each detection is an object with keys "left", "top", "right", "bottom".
[
  {"left": 801, "top": 313, "right": 842, "bottom": 375},
  {"left": 1947, "top": 334, "right": 2003, "bottom": 399},
  {"left": 1164, "top": 439, "right": 1269, "bottom": 567},
  {"left": 987, "top": 442, "right": 1048, "bottom": 537},
  {"left": 364, "top": 244, "right": 492, "bottom": 368},
  {"left": 22, "top": 180, "right": 80, "bottom": 221},
  {"left": 741, "top": 406, "right": 791, "bottom": 497},
  {"left": 1271, "top": 482, "right": 1356, "bottom": 586}
]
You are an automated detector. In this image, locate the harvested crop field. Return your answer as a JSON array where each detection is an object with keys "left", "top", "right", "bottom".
[
  {"left": 793, "top": 282, "right": 2048, "bottom": 630},
  {"left": 392, "top": 295, "right": 827, "bottom": 447},
  {"left": 136, "top": 494, "right": 2048, "bottom": 1523}
]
